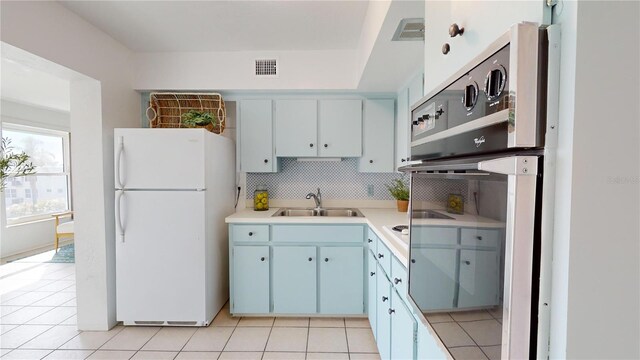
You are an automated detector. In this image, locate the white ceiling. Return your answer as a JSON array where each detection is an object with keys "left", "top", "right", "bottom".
[{"left": 59, "top": 0, "right": 369, "bottom": 52}]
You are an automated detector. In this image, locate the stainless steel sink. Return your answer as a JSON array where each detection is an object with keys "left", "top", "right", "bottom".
[
  {"left": 272, "top": 208, "right": 363, "bottom": 218},
  {"left": 412, "top": 209, "right": 455, "bottom": 220}
]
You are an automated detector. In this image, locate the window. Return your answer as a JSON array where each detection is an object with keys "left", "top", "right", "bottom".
[{"left": 2, "top": 124, "right": 71, "bottom": 224}]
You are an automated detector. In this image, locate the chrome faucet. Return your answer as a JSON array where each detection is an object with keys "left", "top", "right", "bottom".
[{"left": 306, "top": 188, "right": 322, "bottom": 210}]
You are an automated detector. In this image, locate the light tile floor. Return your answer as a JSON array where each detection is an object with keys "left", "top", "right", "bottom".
[{"left": 0, "top": 251, "right": 380, "bottom": 360}]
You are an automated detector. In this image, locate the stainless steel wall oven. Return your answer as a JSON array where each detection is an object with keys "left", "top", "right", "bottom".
[{"left": 401, "top": 22, "right": 559, "bottom": 359}]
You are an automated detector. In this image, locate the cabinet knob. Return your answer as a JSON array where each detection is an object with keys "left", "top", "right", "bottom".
[
  {"left": 309, "top": 143, "right": 314, "bottom": 148},
  {"left": 308, "top": 257, "right": 313, "bottom": 262},
  {"left": 382, "top": 296, "right": 388, "bottom": 302},
  {"left": 442, "top": 43, "right": 450, "bottom": 55},
  {"left": 370, "top": 271, "right": 375, "bottom": 277},
  {"left": 411, "top": 259, "right": 416, "bottom": 264},
  {"left": 248, "top": 232, "right": 253, "bottom": 236},
  {"left": 388, "top": 308, "right": 396, "bottom": 315},
  {"left": 324, "top": 258, "right": 329, "bottom": 262},
  {"left": 436, "top": 109, "right": 445, "bottom": 117},
  {"left": 367, "top": 239, "right": 373, "bottom": 243},
  {"left": 401, "top": 158, "right": 406, "bottom": 162},
  {"left": 324, "top": 144, "right": 328, "bottom": 148},
  {"left": 369, "top": 160, "right": 373, "bottom": 164},
  {"left": 264, "top": 159, "right": 269, "bottom": 163},
  {"left": 476, "top": 236, "right": 483, "bottom": 240},
  {"left": 449, "top": 23, "right": 464, "bottom": 37},
  {"left": 463, "top": 260, "right": 471, "bottom": 265},
  {"left": 260, "top": 257, "right": 266, "bottom": 262},
  {"left": 394, "top": 278, "right": 402, "bottom": 285},
  {"left": 378, "top": 253, "right": 384, "bottom": 259}
]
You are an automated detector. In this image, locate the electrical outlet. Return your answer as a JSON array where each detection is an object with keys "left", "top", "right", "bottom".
[{"left": 367, "top": 184, "right": 374, "bottom": 197}]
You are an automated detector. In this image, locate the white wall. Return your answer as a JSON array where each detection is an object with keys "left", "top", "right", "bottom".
[
  {"left": 133, "top": 50, "right": 358, "bottom": 91},
  {"left": 1, "top": 1, "right": 140, "bottom": 330},
  {"left": 0, "top": 99, "right": 71, "bottom": 259},
  {"left": 550, "top": 1, "right": 640, "bottom": 358}
]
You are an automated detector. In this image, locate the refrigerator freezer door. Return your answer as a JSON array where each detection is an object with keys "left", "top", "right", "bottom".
[
  {"left": 116, "top": 190, "right": 206, "bottom": 323},
  {"left": 115, "top": 129, "right": 205, "bottom": 190}
]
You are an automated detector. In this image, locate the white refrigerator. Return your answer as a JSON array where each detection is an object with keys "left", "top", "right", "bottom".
[{"left": 114, "top": 128, "right": 235, "bottom": 326}]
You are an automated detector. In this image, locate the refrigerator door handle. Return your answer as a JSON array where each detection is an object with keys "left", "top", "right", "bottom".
[
  {"left": 116, "top": 190, "right": 125, "bottom": 242},
  {"left": 116, "top": 136, "right": 124, "bottom": 189}
]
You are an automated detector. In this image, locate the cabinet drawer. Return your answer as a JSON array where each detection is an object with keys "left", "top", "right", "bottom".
[
  {"left": 367, "top": 228, "right": 378, "bottom": 254},
  {"left": 376, "top": 238, "right": 392, "bottom": 277},
  {"left": 232, "top": 225, "right": 270, "bottom": 242},
  {"left": 411, "top": 226, "right": 458, "bottom": 246},
  {"left": 391, "top": 256, "right": 408, "bottom": 298},
  {"left": 461, "top": 228, "right": 500, "bottom": 248},
  {"left": 272, "top": 225, "right": 364, "bottom": 243}
]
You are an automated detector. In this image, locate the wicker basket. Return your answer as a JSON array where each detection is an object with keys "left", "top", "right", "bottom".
[{"left": 146, "top": 92, "right": 226, "bottom": 134}]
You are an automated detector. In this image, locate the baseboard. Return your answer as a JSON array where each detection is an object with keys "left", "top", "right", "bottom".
[{"left": 0, "top": 239, "right": 74, "bottom": 264}]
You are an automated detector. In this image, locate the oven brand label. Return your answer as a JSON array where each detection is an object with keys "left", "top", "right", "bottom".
[{"left": 474, "top": 136, "right": 486, "bottom": 147}]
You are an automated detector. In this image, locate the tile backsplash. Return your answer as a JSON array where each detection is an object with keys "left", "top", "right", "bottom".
[{"left": 246, "top": 158, "right": 468, "bottom": 202}]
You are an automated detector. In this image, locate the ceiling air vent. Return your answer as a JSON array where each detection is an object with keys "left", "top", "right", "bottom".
[
  {"left": 392, "top": 18, "right": 425, "bottom": 41},
  {"left": 255, "top": 59, "right": 278, "bottom": 77}
]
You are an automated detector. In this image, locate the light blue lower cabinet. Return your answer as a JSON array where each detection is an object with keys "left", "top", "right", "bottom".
[
  {"left": 232, "top": 246, "right": 270, "bottom": 314},
  {"left": 367, "top": 251, "right": 378, "bottom": 339},
  {"left": 391, "top": 289, "right": 417, "bottom": 360},
  {"left": 319, "top": 246, "right": 364, "bottom": 314},
  {"left": 416, "top": 320, "right": 447, "bottom": 360},
  {"left": 376, "top": 263, "right": 392, "bottom": 360},
  {"left": 272, "top": 246, "right": 317, "bottom": 313}
]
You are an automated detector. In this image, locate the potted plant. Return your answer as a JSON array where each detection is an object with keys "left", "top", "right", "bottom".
[
  {"left": 181, "top": 110, "right": 217, "bottom": 128},
  {"left": 385, "top": 178, "right": 409, "bottom": 212},
  {"left": 1, "top": 137, "right": 35, "bottom": 191}
]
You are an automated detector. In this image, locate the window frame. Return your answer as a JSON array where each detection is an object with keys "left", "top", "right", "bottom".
[{"left": 3, "top": 123, "right": 72, "bottom": 225}]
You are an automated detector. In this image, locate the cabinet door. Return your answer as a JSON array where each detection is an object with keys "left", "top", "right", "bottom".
[
  {"left": 390, "top": 289, "right": 417, "bottom": 360},
  {"left": 424, "top": 1, "right": 550, "bottom": 94},
  {"left": 240, "top": 100, "right": 277, "bottom": 172},
  {"left": 319, "top": 246, "right": 364, "bottom": 314},
  {"left": 416, "top": 320, "right": 448, "bottom": 360},
  {"left": 275, "top": 100, "right": 317, "bottom": 157},
  {"left": 359, "top": 99, "right": 395, "bottom": 173},
  {"left": 376, "top": 263, "right": 391, "bottom": 360},
  {"left": 409, "top": 248, "right": 457, "bottom": 311},
  {"left": 458, "top": 249, "right": 499, "bottom": 308},
  {"left": 318, "top": 99, "right": 362, "bottom": 157},
  {"left": 367, "top": 251, "right": 377, "bottom": 339},
  {"left": 232, "top": 246, "right": 269, "bottom": 314},
  {"left": 272, "top": 246, "right": 317, "bottom": 313},
  {"left": 395, "top": 88, "right": 410, "bottom": 170}
]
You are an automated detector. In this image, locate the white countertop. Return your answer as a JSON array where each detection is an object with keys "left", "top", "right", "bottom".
[{"left": 226, "top": 208, "right": 504, "bottom": 267}]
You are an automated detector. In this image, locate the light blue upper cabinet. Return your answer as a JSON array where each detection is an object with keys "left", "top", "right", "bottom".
[
  {"left": 275, "top": 99, "right": 318, "bottom": 157},
  {"left": 272, "top": 246, "right": 317, "bottom": 314},
  {"left": 390, "top": 289, "right": 417, "bottom": 360},
  {"left": 240, "top": 100, "right": 277, "bottom": 173},
  {"left": 359, "top": 99, "right": 395, "bottom": 173},
  {"left": 395, "top": 88, "right": 410, "bottom": 170},
  {"left": 424, "top": 1, "right": 551, "bottom": 94},
  {"left": 318, "top": 100, "right": 362, "bottom": 157},
  {"left": 319, "top": 246, "right": 364, "bottom": 314},
  {"left": 232, "top": 246, "right": 270, "bottom": 314}
]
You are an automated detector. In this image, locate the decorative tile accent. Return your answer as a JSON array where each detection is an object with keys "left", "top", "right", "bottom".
[
  {"left": 247, "top": 158, "right": 403, "bottom": 200},
  {"left": 247, "top": 158, "right": 469, "bottom": 203}
]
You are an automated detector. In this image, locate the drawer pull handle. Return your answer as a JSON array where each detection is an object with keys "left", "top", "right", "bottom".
[
  {"left": 442, "top": 43, "right": 450, "bottom": 55},
  {"left": 377, "top": 253, "right": 384, "bottom": 259},
  {"left": 324, "top": 258, "right": 329, "bottom": 262},
  {"left": 260, "top": 257, "right": 266, "bottom": 262},
  {"left": 370, "top": 272, "right": 375, "bottom": 277},
  {"left": 388, "top": 308, "right": 396, "bottom": 315},
  {"left": 249, "top": 232, "right": 254, "bottom": 236},
  {"left": 382, "top": 296, "right": 388, "bottom": 302},
  {"left": 394, "top": 278, "right": 402, "bottom": 285},
  {"left": 308, "top": 257, "right": 313, "bottom": 262},
  {"left": 449, "top": 23, "right": 464, "bottom": 37}
]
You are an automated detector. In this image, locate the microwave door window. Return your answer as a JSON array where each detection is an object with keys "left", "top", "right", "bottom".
[{"left": 408, "top": 173, "right": 507, "bottom": 358}]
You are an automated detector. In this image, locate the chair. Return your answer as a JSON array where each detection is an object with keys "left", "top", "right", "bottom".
[{"left": 52, "top": 211, "right": 74, "bottom": 252}]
